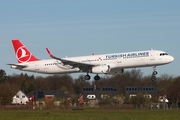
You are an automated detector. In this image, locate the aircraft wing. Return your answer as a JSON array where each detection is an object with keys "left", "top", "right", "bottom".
[
  {"left": 46, "top": 48, "right": 96, "bottom": 71},
  {"left": 7, "top": 64, "right": 27, "bottom": 68}
]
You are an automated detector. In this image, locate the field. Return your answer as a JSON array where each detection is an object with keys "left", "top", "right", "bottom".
[{"left": 0, "top": 109, "right": 180, "bottom": 120}]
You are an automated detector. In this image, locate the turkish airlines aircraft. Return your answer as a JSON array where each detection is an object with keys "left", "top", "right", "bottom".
[{"left": 8, "top": 40, "right": 174, "bottom": 81}]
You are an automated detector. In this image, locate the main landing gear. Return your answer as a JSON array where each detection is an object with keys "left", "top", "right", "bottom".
[
  {"left": 84, "top": 73, "right": 100, "bottom": 81},
  {"left": 94, "top": 74, "right": 100, "bottom": 81},
  {"left": 84, "top": 74, "right": 91, "bottom": 80}
]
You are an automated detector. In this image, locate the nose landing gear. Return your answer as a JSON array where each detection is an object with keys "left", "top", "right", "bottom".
[
  {"left": 151, "top": 66, "right": 157, "bottom": 86},
  {"left": 152, "top": 66, "right": 158, "bottom": 75}
]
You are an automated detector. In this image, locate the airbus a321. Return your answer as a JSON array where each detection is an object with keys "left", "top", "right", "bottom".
[{"left": 8, "top": 40, "right": 174, "bottom": 81}]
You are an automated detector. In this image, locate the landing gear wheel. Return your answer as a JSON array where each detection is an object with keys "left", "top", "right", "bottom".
[
  {"left": 152, "top": 66, "right": 158, "bottom": 75},
  {"left": 94, "top": 75, "right": 100, "bottom": 81},
  {"left": 84, "top": 74, "right": 91, "bottom": 80},
  {"left": 153, "top": 71, "right": 158, "bottom": 75}
]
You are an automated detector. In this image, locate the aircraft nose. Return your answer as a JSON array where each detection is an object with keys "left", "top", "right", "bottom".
[{"left": 169, "top": 56, "right": 174, "bottom": 63}]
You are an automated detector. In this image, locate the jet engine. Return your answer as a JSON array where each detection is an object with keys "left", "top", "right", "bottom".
[{"left": 92, "top": 65, "right": 110, "bottom": 74}]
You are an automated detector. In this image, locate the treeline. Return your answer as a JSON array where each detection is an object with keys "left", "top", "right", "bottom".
[{"left": 0, "top": 69, "right": 180, "bottom": 106}]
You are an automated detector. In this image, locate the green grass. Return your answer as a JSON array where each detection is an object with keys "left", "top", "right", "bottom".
[{"left": 0, "top": 109, "right": 180, "bottom": 120}]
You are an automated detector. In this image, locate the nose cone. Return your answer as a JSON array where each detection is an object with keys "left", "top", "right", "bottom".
[{"left": 168, "top": 56, "right": 174, "bottom": 63}]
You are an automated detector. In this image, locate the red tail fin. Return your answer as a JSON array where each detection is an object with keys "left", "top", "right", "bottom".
[{"left": 12, "top": 40, "right": 39, "bottom": 63}]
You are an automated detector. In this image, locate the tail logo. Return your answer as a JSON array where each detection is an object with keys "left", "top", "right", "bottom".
[{"left": 16, "top": 46, "right": 32, "bottom": 63}]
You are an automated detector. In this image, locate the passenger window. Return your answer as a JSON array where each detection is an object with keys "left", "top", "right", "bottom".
[{"left": 160, "top": 53, "right": 168, "bottom": 56}]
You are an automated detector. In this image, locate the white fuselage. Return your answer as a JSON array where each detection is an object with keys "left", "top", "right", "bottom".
[{"left": 11, "top": 50, "right": 174, "bottom": 75}]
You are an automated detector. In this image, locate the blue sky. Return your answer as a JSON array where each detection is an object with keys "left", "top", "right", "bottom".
[{"left": 1, "top": 0, "right": 180, "bottom": 78}]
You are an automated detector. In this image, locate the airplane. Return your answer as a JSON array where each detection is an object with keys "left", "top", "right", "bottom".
[{"left": 8, "top": 40, "right": 174, "bottom": 81}]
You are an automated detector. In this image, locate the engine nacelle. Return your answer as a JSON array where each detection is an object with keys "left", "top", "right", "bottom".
[{"left": 92, "top": 65, "right": 110, "bottom": 74}]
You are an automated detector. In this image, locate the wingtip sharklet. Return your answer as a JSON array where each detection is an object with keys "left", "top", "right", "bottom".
[{"left": 46, "top": 48, "right": 53, "bottom": 58}]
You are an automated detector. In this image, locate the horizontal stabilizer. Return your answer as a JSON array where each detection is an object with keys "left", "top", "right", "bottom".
[{"left": 7, "top": 64, "right": 27, "bottom": 68}]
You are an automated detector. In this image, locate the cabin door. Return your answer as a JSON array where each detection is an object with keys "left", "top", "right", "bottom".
[
  {"left": 35, "top": 62, "right": 39, "bottom": 70},
  {"left": 150, "top": 51, "right": 155, "bottom": 60}
]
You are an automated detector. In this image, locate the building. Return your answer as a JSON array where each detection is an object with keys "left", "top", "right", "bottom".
[
  {"left": 12, "top": 90, "right": 29, "bottom": 105},
  {"left": 27, "top": 90, "right": 68, "bottom": 100},
  {"left": 125, "top": 86, "right": 157, "bottom": 98},
  {"left": 82, "top": 85, "right": 118, "bottom": 101}
]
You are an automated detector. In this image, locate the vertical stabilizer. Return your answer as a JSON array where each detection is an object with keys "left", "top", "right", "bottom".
[{"left": 12, "top": 40, "right": 39, "bottom": 63}]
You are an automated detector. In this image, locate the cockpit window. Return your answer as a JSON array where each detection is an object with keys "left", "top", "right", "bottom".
[{"left": 160, "top": 53, "right": 168, "bottom": 56}]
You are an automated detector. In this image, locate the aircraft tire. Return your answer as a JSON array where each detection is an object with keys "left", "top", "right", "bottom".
[
  {"left": 84, "top": 75, "right": 91, "bottom": 80},
  {"left": 153, "top": 71, "right": 158, "bottom": 75},
  {"left": 94, "top": 75, "right": 100, "bottom": 81}
]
